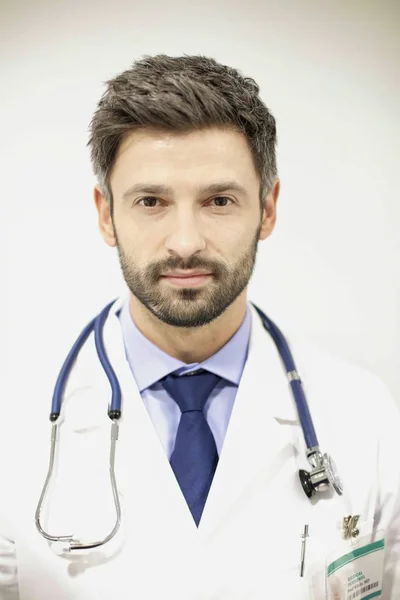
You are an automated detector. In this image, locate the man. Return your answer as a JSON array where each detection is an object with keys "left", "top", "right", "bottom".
[{"left": 1, "top": 54, "right": 399, "bottom": 599}]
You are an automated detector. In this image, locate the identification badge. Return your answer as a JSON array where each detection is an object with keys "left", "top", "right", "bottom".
[{"left": 326, "top": 533, "right": 385, "bottom": 599}]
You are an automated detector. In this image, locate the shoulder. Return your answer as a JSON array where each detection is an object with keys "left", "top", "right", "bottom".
[
  {"left": 286, "top": 333, "right": 400, "bottom": 478},
  {"left": 293, "top": 335, "right": 398, "bottom": 424},
  {"left": 250, "top": 303, "right": 399, "bottom": 430}
]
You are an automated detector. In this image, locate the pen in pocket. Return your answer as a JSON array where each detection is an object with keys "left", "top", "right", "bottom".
[{"left": 300, "top": 524, "right": 309, "bottom": 577}]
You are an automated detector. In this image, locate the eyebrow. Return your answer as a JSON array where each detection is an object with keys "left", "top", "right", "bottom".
[{"left": 121, "top": 180, "right": 248, "bottom": 200}]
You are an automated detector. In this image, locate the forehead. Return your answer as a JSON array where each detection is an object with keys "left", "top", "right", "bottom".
[{"left": 110, "top": 127, "right": 259, "bottom": 188}]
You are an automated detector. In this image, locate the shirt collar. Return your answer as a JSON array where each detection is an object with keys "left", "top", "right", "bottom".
[{"left": 118, "top": 297, "right": 252, "bottom": 393}]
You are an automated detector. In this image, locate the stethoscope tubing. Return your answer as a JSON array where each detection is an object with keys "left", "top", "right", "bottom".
[{"left": 252, "top": 306, "right": 319, "bottom": 450}]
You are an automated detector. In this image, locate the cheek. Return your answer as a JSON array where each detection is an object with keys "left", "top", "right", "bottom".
[
  {"left": 114, "top": 214, "right": 142, "bottom": 246},
  {"left": 217, "top": 225, "right": 254, "bottom": 251},
  {"left": 115, "top": 223, "right": 157, "bottom": 269}
]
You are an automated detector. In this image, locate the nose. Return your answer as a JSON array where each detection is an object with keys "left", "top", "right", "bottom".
[{"left": 164, "top": 210, "right": 207, "bottom": 258}]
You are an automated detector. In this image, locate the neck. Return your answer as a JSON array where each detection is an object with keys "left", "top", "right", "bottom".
[{"left": 128, "top": 292, "right": 248, "bottom": 364}]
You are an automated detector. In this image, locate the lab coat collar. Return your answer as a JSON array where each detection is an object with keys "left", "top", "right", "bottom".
[{"left": 110, "top": 296, "right": 299, "bottom": 422}]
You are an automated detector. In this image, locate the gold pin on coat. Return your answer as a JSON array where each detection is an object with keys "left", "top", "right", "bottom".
[{"left": 343, "top": 515, "right": 360, "bottom": 539}]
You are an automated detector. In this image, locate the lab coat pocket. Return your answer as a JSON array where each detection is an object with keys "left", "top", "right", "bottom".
[
  {"left": 306, "top": 517, "right": 376, "bottom": 600},
  {"left": 325, "top": 527, "right": 386, "bottom": 600}
]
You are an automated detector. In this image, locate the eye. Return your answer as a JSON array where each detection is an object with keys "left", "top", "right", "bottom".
[
  {"left": 138, "top": 197, "right": 161, "bottom": 208},
  {"left": 210, "top": 196, "right": 233, "bottom": 207}
]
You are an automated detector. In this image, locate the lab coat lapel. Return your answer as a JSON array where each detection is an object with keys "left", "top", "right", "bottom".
[
  {"left": 101, "top": 307, "right": 198, "bottom": 534},
  {"left": 199, "top": 304, "right": 298, "bottom": 537}
]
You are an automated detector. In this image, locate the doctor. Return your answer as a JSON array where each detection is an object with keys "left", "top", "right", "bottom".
[{"left": 1, "top": 53, "right": 400, "bottom": 599}]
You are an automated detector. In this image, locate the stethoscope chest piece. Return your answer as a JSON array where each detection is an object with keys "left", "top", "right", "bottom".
[{"left": 299, "top": 452, "right": 343, "bottom": 499}]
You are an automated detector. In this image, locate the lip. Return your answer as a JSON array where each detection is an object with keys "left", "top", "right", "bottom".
[
  {"left": 162, "top": 271, "right": 212, "bottom": 277},
  {"left": 161, "top": 273, "right": 212, "bottom": 287}
]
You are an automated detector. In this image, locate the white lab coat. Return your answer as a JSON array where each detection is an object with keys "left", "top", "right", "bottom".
[{"left": 1, "top": 298, "right": 400, "bottom": 599}]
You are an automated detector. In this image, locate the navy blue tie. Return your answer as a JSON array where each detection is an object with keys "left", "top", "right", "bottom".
[{"left": 161, "top": 369, "right": 221, "bottom": 526}]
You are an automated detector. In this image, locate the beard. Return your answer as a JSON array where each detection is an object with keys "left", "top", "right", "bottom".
[{"left": 115, "top": 224, "right": 261, "bottom": 328}]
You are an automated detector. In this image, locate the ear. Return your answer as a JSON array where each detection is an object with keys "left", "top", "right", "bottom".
[
  {"left": 259, "top": 179, "right": 280, "bottom": 241},
  {"left": 94, "top": 186, "right": 116, "bottom": 247}
]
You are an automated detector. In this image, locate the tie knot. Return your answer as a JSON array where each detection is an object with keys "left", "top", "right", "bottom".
[{"left": 161, "top": 369, "right": 221, "bottom": 413}]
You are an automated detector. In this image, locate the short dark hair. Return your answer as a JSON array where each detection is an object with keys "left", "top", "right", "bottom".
[{"left": 87, "top": 54, "right": 278, "bottom": 209}]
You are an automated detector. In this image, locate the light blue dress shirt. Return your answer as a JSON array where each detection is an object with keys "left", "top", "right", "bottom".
[{"left": 118, "top": 298, "right": 252, "bottom": 457}]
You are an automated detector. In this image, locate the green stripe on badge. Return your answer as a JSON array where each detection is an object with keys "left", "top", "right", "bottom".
[
  {"left": 327, "top": 539, "right": 385, "bottom": 576},
  {"left": 362, "top": 592, "right": 382, "bottom": 600}
]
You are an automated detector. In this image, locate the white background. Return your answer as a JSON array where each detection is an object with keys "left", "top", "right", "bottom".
[{"left": 2, "top": 0, "right": 400, "bottom": 414}]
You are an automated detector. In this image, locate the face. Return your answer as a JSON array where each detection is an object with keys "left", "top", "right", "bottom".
[{"left": 95, "top": 127, "right": 279, "bottom": 328}]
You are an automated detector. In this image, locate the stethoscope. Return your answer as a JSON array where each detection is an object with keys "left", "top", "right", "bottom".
[{"left": 35, "top": 299, "right": 343, "bottom": 552}]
